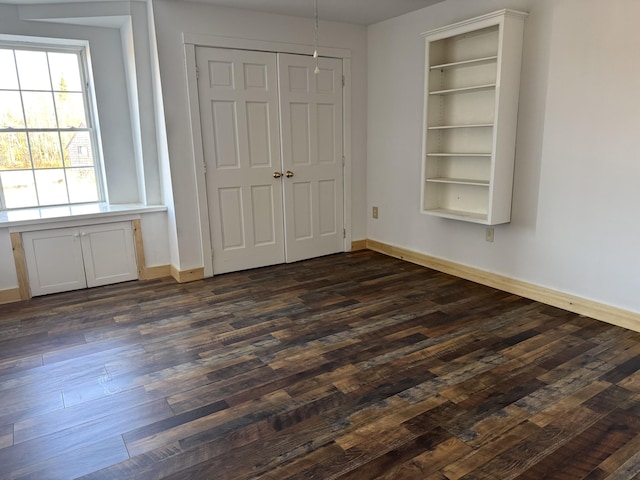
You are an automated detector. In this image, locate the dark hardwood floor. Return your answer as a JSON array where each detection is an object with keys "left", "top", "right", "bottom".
[{"left": 1, "top": 250, "right": 640, "bottom": 479}]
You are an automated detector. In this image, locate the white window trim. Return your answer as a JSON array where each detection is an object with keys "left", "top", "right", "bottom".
[{"left": 0, "top": 35, "right": 106, "bottom": 210}]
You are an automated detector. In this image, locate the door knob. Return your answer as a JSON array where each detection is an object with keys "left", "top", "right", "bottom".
[
  {"left": 285, "top": 170, "right": 294, "bottom": 178},
  {"left": 273, "top": 172, "right": 282, "bottom": 178}
]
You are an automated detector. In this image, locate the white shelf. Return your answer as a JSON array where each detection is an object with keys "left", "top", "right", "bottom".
[
  {"left": 424, "top": 208, "right": 488, "bottom": 222},
  {"left": 426, "top": 177, "right": 489, "bottom": 186},
  {"left": 429, "top": 84, "right": 496, "bottom": 96},
  {"left": 430, "top": 56, "right": 498, "bottom": 71},
  {"left": 427, "top": 124, "right": 493, "bottom": 130},
  {"left": 427, "top": 153, "right": 492, "bottom": 157}
]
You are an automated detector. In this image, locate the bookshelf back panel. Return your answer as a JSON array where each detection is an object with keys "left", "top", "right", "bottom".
[
  {"left": 429, "top": 26, "right": 499, "bottom": 65},
  {"left": 427, "top": 90, "right": 496, "bottom": 126},
  {"left": 425, "top": 156, "right": 491, "bottom": 182},
  {"left": 426, "top": 128, "right": 493, "bottom": 155},
  {"left": 429, "top": 62, "right": 497, "bottom": 92},
  {"left": 423, "top": 183, "right": 489, "bottom": 215}
]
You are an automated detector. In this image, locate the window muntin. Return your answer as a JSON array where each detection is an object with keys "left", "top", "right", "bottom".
[{"left": 0, "top": 45, "right": 102, "bottom": 210}]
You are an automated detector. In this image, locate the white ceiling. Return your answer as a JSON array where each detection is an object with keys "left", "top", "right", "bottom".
[
  {"left": 5, "top": 0, "right": 446, "bottom": 26},
  {"left": 180, "top": 0, "right": 446, "bottom": 25}
]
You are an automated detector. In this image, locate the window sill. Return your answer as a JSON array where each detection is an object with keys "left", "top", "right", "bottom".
[{"left": 0, "top": 203, "right": 167, "bottom": 230}]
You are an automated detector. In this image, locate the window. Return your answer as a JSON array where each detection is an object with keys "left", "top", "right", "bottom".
[{"left": 0, "top": 44, "right": 102, "bottom": 210}]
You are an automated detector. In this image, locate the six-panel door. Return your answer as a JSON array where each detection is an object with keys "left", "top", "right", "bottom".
[
  {"left": 196, "top": 47, "right": 345, "bottom": 274},
  {"left": 197, "top": 47, "right": 286, "bottom": 274},
  {"left": 278, "top": 53, "right": 344, "bottom": 263}
]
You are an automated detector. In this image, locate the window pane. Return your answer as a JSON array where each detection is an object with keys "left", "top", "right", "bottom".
[
  {"left": 1, "top": 170, "right": 37, "bottom": 208},
  {"left": 15, "top": 50, "right": 51, "bottom": 91},
  {"left": 67, "top": 168, "right": 98, "bottom": 203},
  {"left": 22, "top": 91, "right": 57, "bottom": 128},
  {"left": 0, "top": 91, "right": 25, "bottom": 128},
  {"left": 0, "top": 49, "right": 18, "bottom": 89},
  {"left": 55, "top": 92, "right": 87, "bottom": 128},
  {"left": 35, "top": 168, "right": 68, "bottom": 205},
  {"left": 61, "top": 131, "right": 94, "bottom": 167},
  {"left": 0, "top": 133, "right": 30, "bottom": 170},
  {"left": 49, "top": 52, "right": 82, "bottom": 92},
  {"left": 0, "top": 46, "right": 102, "bottom": 209},
  {"left": 29, "top": 132, "right": 63, "bottom": 168}
]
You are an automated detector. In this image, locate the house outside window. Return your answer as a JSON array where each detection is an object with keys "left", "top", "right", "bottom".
[{"left": 0, "top": 43, "right": 103, "bottom": 210}]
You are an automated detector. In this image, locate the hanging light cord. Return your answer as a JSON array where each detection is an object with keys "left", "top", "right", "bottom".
[{"left": 313, "top": 0, "right": 320, "bottom": 74}]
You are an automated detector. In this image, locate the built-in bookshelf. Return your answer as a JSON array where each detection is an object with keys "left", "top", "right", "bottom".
[{"left": 421, "top": 10, "right": 527, "bottom": 224}]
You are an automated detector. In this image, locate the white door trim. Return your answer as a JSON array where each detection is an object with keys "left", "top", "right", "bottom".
[
  {"left": 184, "top": 35, "right": 353, "bottom": 278},
  {"left": 184, "top": 33, "right": 351, "bottom": 59}
]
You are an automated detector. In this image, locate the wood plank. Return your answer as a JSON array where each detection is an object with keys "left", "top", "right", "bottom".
[
  {"left": 10, "top": 232, "right": 30, "bottom": 300},
  {"left": 378, "top": 435, "right": 472, "bottom": 480},
  {"left": 132, "top": 219, "right": 146, "bottom": 280},
  {"left": 351, "top": 239, "right": 367, "bottom": 251},
  {"left": 0, "top": 424, "right": 13, "bottom": 450},
  {"left": 0, "top": 251, "right": 638, "bottom": 479},
  {"left": 513, "top": 409, "right": 640, "bottom": 479},
  {"left": 13, "top": 387, "right": 166, "bottom": 444},
  {"left": 170, "top": 266, "right": 205, "bottom": 283},
  {"left": 442, "top": 419, "right": 541, "bottom": 480},
  {"left": 7, "top": 435, "right": 128, "bottom": 480},
  {"left": 366, "top": 239, "right": 640, "bottom": 331},
  {"left": 0, "top": 399, "right": 172, "bottom": 473},
  {"left": 0, "top": 288, "right": 21, "bottom": 305}
]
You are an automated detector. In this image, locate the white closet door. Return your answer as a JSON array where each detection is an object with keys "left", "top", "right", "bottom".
[
  {"left": 196, "top": 47, "right": 285, "bottom": 274},
  {"left": 278, "top": 53, "right": 344, "bottom": 263}
]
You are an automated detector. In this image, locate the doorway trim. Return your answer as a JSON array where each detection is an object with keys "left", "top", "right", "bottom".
[{"left": 184, "top": 33, "right": 352, "bottom": 278}]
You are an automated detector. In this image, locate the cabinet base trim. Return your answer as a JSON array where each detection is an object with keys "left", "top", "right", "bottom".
[
  {"left": 0, "top": 288, "right": 21, "bottom": 305},
  {"left": 10, "top": 232, "right": 31, "bottom": 301},
  {"left": 365, "top": 239, "right": 640, "bottom": 332},
  {"left": 141, "top": 265, "right": 171, "bottom": 280},
  {"left": 171, "top": 266, "right": 205, "bottom": 283}
]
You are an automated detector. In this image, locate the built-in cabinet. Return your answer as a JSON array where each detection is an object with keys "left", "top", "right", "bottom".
[
  {"left": 421, "top": 10, "right": 527, "bottom": 224},
  {"left": 22, "top": 221, "right": 138, "bottom": 296}
]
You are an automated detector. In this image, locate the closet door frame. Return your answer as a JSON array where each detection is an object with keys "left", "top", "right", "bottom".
[{"left": 184, "top": 34, "right": 353, "bottom": 278}]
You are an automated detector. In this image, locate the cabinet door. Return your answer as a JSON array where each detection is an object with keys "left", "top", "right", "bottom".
[
  {"left": 22, "top": 228, "right": 87, "bottom": 296},
  {"left": 80, "top": 222, "right": 138, "bottom": 288}
]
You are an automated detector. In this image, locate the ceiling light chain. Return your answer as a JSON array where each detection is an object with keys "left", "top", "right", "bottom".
[{"left": 313, "top": 0, "right": 320, "bottom": 74}]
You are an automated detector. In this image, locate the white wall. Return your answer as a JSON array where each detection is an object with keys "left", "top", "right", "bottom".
[
  {"left": 0, "top": 2, "right": 141, "bottom": 204},
  {"left": 367, "top": 0, "right": 640, "bottom": 313},
  {"left": 151, "top": 0, "right": 368, "bottom": 271},
  {"left": 140, "top": 210, "right": 170, "bottom": 267},
  {"left": 0, "top": 1, "right": 171, "bottom": 207},
  {"left": 0, "top": 1, "right": 171, "bottom": 291}
]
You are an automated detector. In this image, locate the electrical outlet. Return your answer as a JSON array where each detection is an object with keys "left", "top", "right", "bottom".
[
  {"left": 372, "top": 206, "right": 379, "bottom": 219},
  {"left": 485, "top": 227, "right": 494, "bottom": 243}
]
